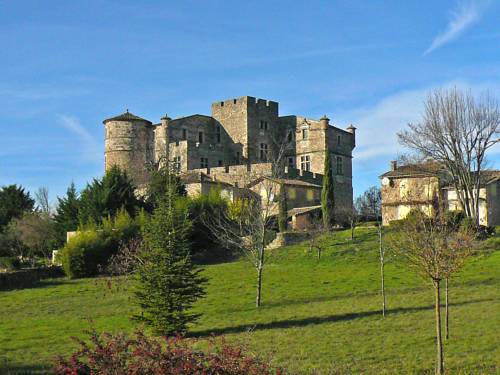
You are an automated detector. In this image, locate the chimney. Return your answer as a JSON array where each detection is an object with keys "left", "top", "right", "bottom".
[
  {"left": 390, "top": 160, "right": 398, "bottom": 171},
  {"left": 320, "top": 115, "right": 330, "bottom": 129}
]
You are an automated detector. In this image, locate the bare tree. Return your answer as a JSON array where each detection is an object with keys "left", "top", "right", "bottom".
[
  {"left": 307, "top": 217, "right": 327, "bottom": 260},
  {"left": 35, "top": 187, "right": 51, "bottom": 215},
  {"left": 398, "top": 88, "right": 500, "bottom": 226},
  {"left": 336, "top": 205, "right": 359, "bottom": 241},
  {"left": 389, "top": 209, "right": 474, "bottom": 375},
  {"left": 203, "top": 142, "right": 289, "bottom": 308},
  {"left": 356, "top": 186, "right": 385, "bottom": 316}
]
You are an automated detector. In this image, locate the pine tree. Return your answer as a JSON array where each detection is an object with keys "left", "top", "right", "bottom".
[
  {"left": 53, "top": 182, "right": 80, "bottom": 247},
  {"left": 278, "top": 183, "right": 288, "bottom": 232},
  {"left": 0, "top": 185, "right": 35, "bottom": 230},
  {"left": 321, "top": 152, "right": 335, "bottom": 228},
  {"left": 134, "top": 184, "right": 206, "bottom": 336}
]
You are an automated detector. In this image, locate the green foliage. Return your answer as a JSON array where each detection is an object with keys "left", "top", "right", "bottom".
[
  {"left": 278, "top": 183, "right": 288, "bottom": 232},
  {"left": 0, "top": 256, "right": 21, "bottom": 271},
  {"left": 321, "top": 152, "right": 334, "bottom": 227},
  {"left": 0, "top": 185, "right": 35, "bottom": 231},
  {"left": 52, "top": 183, "right": 80, "bottom": 248},
  {"left": 78, "top": 166, "right": 141, "bottom": 224},
  {"left": 134, "top": 193, "right": 207, "bottom": 336},
  {"left": 186, "top": 189, "right": 228, "bottom": 256},
  {"left": 144, "top": 165, "right": 186, "bottom": 210},
  {"left": 60, "top": 209, "right": 140, "bottom": 278}
]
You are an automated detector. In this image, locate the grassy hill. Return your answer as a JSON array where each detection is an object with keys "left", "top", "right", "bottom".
[{"left": 1, "top": 227, "right": 499, "bottom": 374}]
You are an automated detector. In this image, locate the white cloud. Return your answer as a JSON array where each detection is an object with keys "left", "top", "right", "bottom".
[
  {"left": 424, "top": 0, "right": 487, "bottom": 55},
  {"left": 58, "top": 114, "right": 100, "bottom": 161},
  {"left": 337, "top": 81, "right": 500, "bottom": 162}
]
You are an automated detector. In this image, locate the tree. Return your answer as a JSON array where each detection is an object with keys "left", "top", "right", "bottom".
[
  {"left": 398, "top": 88, "right": 499, "bottom": 226},
  {"left": 35, "top": 187, "right": 51, "bottom": 214},
  {"left": 78, "top": 166, "right": 141, "bottom": 224},
  {"left": 278, "top": 183, "right": 288, "bottom": 232},
  {"left": 355, "top": 186, "right": 385, "bottom": 316},
  {"left": 389, "top": 210, "right": 474, "bottom": 374},
  {"left": 0, "top": 185, "right": 35, "bottom": 230},
  {"left": 134, "top": 182, "right": 206, "bottom": 336},
  {"left": 321, "top": 152, "right": 335, "bottom": 228},
  {"left": 53, "top": 183, "right": 80, "bottom": 248}
]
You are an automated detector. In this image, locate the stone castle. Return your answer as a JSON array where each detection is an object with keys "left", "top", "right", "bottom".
[{"left": 102, "top": 96, "right": 356, "bottom": 221}]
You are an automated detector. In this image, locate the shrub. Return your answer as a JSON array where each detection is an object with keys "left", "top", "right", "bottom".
[
  {"left": 60, "top": 209, "right": 140, "bottom": 278},
  {"left": 0, "top": 256, "right": 21, "bottom": 271},
  {"left": 53, "top": 329, "right": 284, "bottom": 375}
]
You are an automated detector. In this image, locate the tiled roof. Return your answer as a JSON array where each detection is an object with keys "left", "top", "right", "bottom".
[
  {"left": 180, "top": 171, "right": 232, "bottom": 186},
  {"left": 287, "top": 205, "right": 322, "bottom": 217},
  {"left": 380, "top": 162, "right": 446, "bottom": 178},
  {"left": 103, "top": 111, "right": 152, "bottom": 125},
  {"left": 264, "top": 177, "right": 322, "bottom": 188},
  {"left": 442, "top": 170, "right": 500, "bottom": 188}
]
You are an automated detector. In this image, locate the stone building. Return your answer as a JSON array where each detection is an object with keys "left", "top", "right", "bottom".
[
  {"left": 103, "top": 96, "right": 356, "bottom": 223},
  {"left": 380, "top": 161, "right": 500, "bottom": 226}
]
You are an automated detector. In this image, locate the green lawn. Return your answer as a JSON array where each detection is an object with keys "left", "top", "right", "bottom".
[{"left": 1, "top": 228, "right": 499, "bottom": 374}]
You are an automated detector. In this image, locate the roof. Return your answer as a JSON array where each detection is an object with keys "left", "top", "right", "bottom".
[
  {"left": 287, "top": 205, "right": 321, "bottom": 217},
  {"left": 380, "top": 161, "right": 446, "bottom": 179},
  {"left": 442, "top": 170, "right": 500, "bottom": 189},
  {"left": 103, "top": 111, "right": 152, "bottom": 125}
]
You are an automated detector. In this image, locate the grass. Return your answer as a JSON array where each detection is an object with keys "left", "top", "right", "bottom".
[{"left": 0, "top": 227, "right": 499, "bottom": 374}]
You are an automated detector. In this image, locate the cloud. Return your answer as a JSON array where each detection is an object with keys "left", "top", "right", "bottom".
[
  {"left": 336, "top": 80, "right": 500, "bottom": 162},
  {"left": 424, "top": 0, "right": 487, "bottom": 55},
  {"left": 58, "top": 114, "right": 100, "bottom": 161}
]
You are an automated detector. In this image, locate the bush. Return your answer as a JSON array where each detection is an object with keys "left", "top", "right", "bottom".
[
  {"left": 54, "top": 329, "right": 284, "bottom": 375},
  {"left": 60, "top": 209, "right": 140, "bottom": 278},
  {"left": 0, "top": 256, "right": 21, "bottom": 271}
]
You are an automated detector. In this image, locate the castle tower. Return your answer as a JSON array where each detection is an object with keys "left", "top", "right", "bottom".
[
  {"left": 102, "top": 111, "right": 154, "bottom": 187},
  {"left": 154, "top": 114, "right": 170, "bottom": 167}
]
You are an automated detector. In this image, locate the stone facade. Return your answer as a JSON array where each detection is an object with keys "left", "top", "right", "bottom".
[{"left": 103, "top": 96, "right": 356, "bottom": 219}]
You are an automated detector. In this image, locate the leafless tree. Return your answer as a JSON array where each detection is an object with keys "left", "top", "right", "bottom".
[
  {"left": 336, "top": 205, "right": 359, "bottom": 241},
  {"left": 307, "top": 217, "right": 327, "bottom": 260},
  {"left": 389, "top": 209, "right": 474, "bottom": 375},
  {"left": 203, "top": 143, "right": 289, "bottom": 308},
  {"left": 356, "top": 186, "right": 385, "bottom": 316},
  {"left": 35, "top": 187, "right": 51, "bottom": 215},
  {"left": 398, "top": 88, "right": 500, "bottom": 226},
  {"left": 10, "top": 212, "right": 53, "bottom": 265}
]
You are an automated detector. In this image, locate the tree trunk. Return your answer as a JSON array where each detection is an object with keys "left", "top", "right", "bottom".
[
  {"left": 434, "top": 280, "right": 444, "bottom": 375},
  {"left": 256, "top": 257, "right": 263, "bottom": 308},
  {"left": 351, "top": 222, "right": 355, "bottom": 241},
  {"left": 445, "top": 278, "right": 449, "bottom": 340},
  {"left": 378, "top": 225, "right": 386, "bottom": 317}
]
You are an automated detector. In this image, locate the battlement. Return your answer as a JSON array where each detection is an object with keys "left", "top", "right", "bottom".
[{"left": 211, "top": 96, "right": 278, "bottom": 112}]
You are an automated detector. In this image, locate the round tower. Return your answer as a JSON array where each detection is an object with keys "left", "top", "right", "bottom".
[
  {"left": 102, "top": 110, "right": 154, "bottom": 188},
  {"left": 154, "top": 114, "right": 171, "bottom": 167}
]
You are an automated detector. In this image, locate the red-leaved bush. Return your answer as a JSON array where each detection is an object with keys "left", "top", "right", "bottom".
[{"left": 53, "top": 329, "right": 284, "bottom": 375}]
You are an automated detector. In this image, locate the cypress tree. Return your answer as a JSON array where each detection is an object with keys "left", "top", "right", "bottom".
[
  {"left": 53, "top": 182, "right": 80, "bottom": 247},
  {"left": 134, "top": 183, "right": 206, "bottom": 336},
  {"left": 322, "top": 152, "right": 335, "bottom": 228},
  {"left": 278, "top": 183, "right": 288, "bottom": 232}
]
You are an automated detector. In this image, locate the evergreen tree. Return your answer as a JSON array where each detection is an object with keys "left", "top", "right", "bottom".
[
  {"left": 0, "top": 185, "right": 35, "bottom": 231},
  {"left": 278, "top": 183, "right": 288, "bottom": 232},
  {"left": 53, "top": 182, "right": 80, "bottom": 247},
  {"left": 134, "top": 182, "right": 206, "bottom": 336},
  {"left": 78, "top": 166, "right": 140, "bottom": 224},
  {"left": 321, "top": 152, "right": 335, "bottom": 228}
]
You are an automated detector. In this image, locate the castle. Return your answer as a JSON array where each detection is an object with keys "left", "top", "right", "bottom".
[{"left": 102, "top": 96, "right": 356, "bottom": 225}]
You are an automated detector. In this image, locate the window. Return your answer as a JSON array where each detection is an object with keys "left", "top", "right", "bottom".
[
  {"left": 288, "top": 187, "right": 296, "bottom": 199},
  {"left": 182, "top": 128, "right": 187, "bottom": 140},
  {"left": 306, "top": 189, "right": 314, "bottom": 201},
  {"left": 216, "top": 126, "right": 221, "bottom": 143},
  {"left": 173, "top": 156, "right": 181, "bottom": 171},
  {"left": 337, "top": 135, "right": 341, "bottom": 145},
  {"left": 288, "top": 157, "right": 294, "bottom": 168},
  {"left": 302, "top": 128, "right": 309, "bottom": 140},
  {"left": 300, "top": 155, "right": 310, "bottom": 171},
  {"left": 198, "top": 131, "right": 204, "bottom": 143},
  {"left": 287, "top": 130, "right": 293, "bottom": 143},
  {"left": 259, "top": 143, "right": 268, "bottom": 161},
  {"left": 259, "top": 120, "right": 268, "bottom": 130},
  {"left": 218, "top": 159, "right": 223, "bottom": 167},
  {"left": 235, "top": 152, "right": 240, "bottom": 164},
  {"left": 200, "top": 157, "right": 208, "bottom": 168},
  {"left": 336, "top": 156, "right": 343, "bottom": 175}
]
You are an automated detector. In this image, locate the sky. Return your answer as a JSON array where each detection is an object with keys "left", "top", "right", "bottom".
[{"left": 1, "top": 0, "right": 499, "bottom": 203}]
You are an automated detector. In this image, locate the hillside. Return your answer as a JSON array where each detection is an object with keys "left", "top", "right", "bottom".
[{"left": 1, "top": 227, "right": 499, "bottom": 374}]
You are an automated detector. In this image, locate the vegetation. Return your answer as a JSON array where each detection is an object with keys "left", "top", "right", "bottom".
[
  {"left": 52, "top": 182, "right": 80, "bottom": 248},
  {"left": 135, "top": 190, "right": 206, "bottom": 336},
  {"left": 278, "top": 183, "right": 288, "bottom": 232},
  {"left": 0, "top": 185, "right": 35, "bottom": 230},
  {"left": 1, "top": 227, "right": 498, "bottom": 374},
  {"left": 321, "top": 152, "right": 334, "bottom": 228}
]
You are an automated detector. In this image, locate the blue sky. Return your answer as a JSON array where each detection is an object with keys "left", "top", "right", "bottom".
[{"left": 1, "top": 0, "right": 499, "bottom": 203}]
